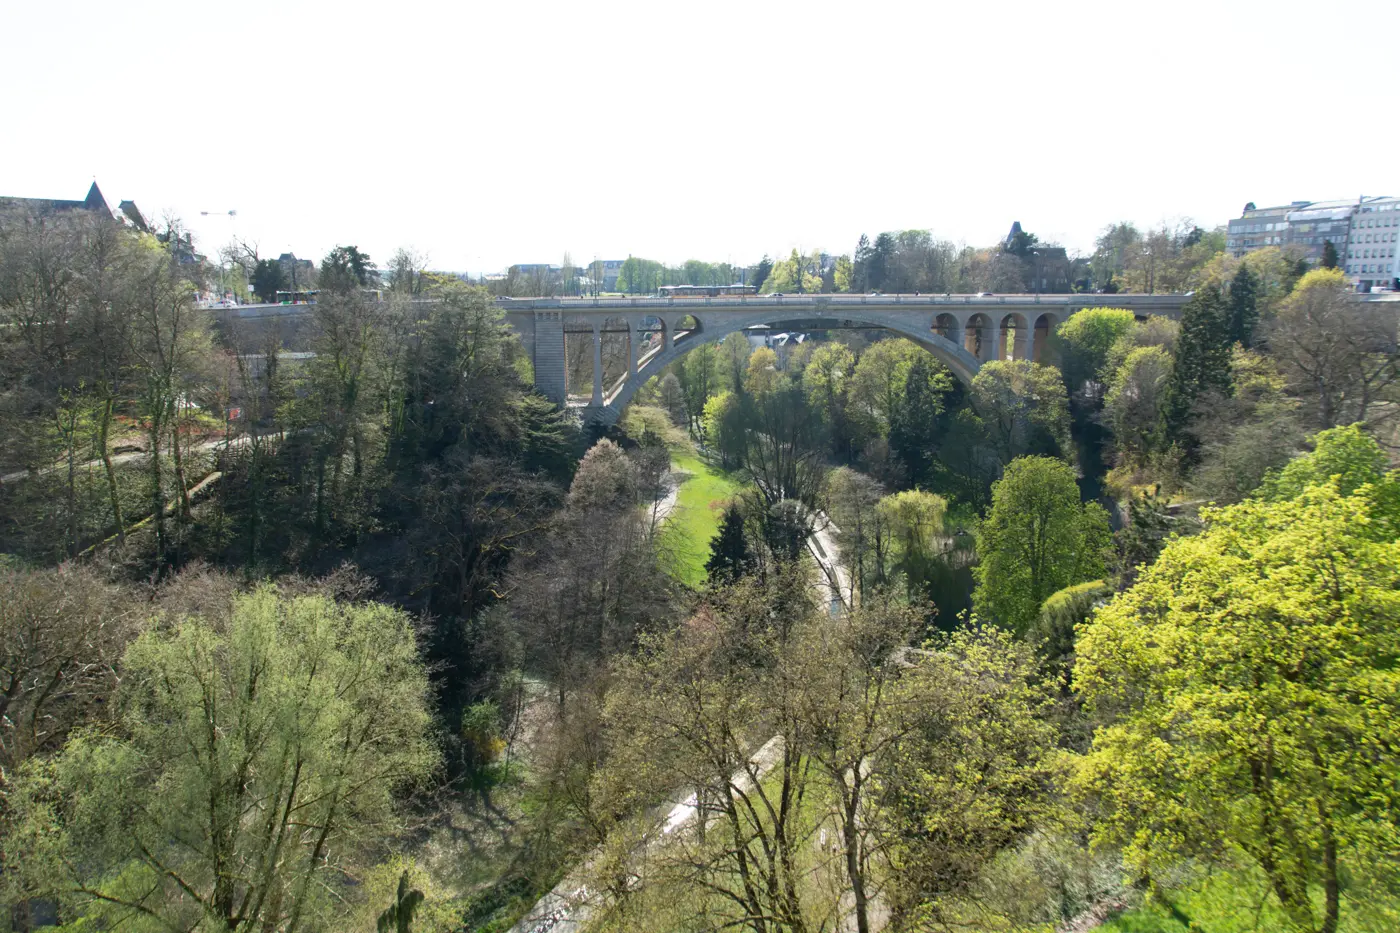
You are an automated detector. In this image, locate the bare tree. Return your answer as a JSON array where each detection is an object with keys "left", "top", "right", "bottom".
[{"left": 1265, "top": 269, "right": 1400, "bottom": 430}]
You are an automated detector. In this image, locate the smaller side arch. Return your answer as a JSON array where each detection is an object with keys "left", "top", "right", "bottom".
[
  {"left": 1032, "top": 311, "right": 1059, "bottom": 363},
  {"left": 998, "top": 312, "right": 1030, "bottom": 361},
  {"left": 964, "top": 313, "right": 994, "bottom": 361}
]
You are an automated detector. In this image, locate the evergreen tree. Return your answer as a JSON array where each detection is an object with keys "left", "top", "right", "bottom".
[
  {"left": 706, "top": 502, "right": 755, "bottom": 583},
  {"left": 1226, "top": 263, "right": 1259, "bottom": 347},
  {"left": 853, "top": 234, "right": 872, "bottom": 292},
  {"left": 1321, "top": 239, "right": 1339, "bottom": 269},
  {"left": 1165, "top": 285, "right": 1232, "bottom": 444},
  {"left": 750, "top": 255, "right": 773, "bottom": 293},
  {"left": 378, "top": 872, "right": 426, "bottom": 933},
  {"left": 889, "top": 356, "right": 947, "bottom": 487}
]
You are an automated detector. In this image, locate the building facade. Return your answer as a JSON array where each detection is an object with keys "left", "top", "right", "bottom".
[
  {"left": 1228, "top": 195, "right": 1398, "bottom": 288},
  {"left": 1344, "top": 196, "right": 1400, "bottom": 291},
  {"left": 0, "top": 181, "right": 148, "bottom": 231}
]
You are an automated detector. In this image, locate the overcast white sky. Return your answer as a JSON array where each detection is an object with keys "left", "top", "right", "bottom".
[{"left": 4, "top": 0, "right": 1397, "bottom": 274}]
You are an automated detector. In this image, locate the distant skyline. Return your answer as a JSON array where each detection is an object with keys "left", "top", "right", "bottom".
[{"left": 4, "top": 0, "right": 1397, "bottom": 276}]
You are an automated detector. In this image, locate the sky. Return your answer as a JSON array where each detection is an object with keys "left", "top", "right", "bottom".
[{"left": 4, "top": 0, "right": 1398, "bottom": 276}]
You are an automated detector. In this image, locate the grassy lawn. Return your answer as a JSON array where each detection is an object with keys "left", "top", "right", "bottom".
[
  {"left": 666, "top": 451, "right": 740, "bottom": 587},
  {"left": 619, "top": 406, "right": 741, "bottom": 586},
  {"left": 1099, "top": 866, "right": 1399, "bottom": 933}
]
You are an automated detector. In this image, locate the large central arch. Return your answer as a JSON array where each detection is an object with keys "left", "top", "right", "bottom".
[{"left": 601, "top": 307, "right": 983, "bottom": 419}]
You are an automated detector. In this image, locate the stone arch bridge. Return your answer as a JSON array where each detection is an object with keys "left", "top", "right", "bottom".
[{"left": 502, "top": 293, "right": 1191, "bottom": 424}]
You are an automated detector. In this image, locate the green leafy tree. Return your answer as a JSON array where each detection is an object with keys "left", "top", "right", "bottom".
[
  {"left": 3, "top": 586, "right": 438, "bottom": 933},
  {"left": 849, "top": 338, "right": 937, "bottom": 438},
  {"left": 1258, "top": 423, "right": 1399, "bottom": 523},
  {"left": 973, "top": 456, "right": 1111, "bottom": 632},
  {"left": 1103, "top": 346, "right": 1172, "bottom": 466},
  {"left": 1053, "top": 308, "right": 1137, "bottom": 396},
  {"left": 834, "top": 254, "right": 854, "bottom": 292},
  {"left": 1074, "top": 478, "right": 1400, "bottom": 933},
  {"left": 969, "top": 360, "right": 1072, "bottom": 466},
  {"left": 878, "top": 627, "right": 1056, "bottom": 925},
  {"left": 702, "top": 390, "right": 745, "bottom": 469},
  {"left": 876, "top": 488, "right": 948, "bottom": 602},
  {"left": 672, "top": 342, "right": 721, "bottom": 434},
  {"left": 804, "top": 342, "right": 858, "bottom": 460}
]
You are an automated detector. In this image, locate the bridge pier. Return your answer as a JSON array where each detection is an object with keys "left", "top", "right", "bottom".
[
  {"left": 591, "top": 321, "right": 603, "bottom": 405},
  {"left": 532, "top": 311, "right": 566, "bottom": 403}
]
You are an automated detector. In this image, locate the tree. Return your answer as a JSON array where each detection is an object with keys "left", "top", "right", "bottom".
[
  {"left": 973, "top": 456, "right": 1111, "bottom": 633},
  {"left": 877, "top": 627, "right": 1056, "bottom": 926},
  {"left": 888, "top": 355, "right": 952, "bottom": 486},
  {"left": 1265, "top": 267, "right": 1400, "bottom": 430},
  {"left": 876, "top": 488, "right": 948, "bottom": 602},
  {"left": 4, "top": 586, "right": 438, "bottom": 933},
  {"left": 250, "top": 257, "right": 286, "bottom": 301},
  {"left": 378, "top": 872, "right": 426, "bottom": 933},
  {"left": 598, "top": 576, "right": 822, "bottom": 933},
  {"left": 969, "top": 360, "right": 1072, "bottom": 466},
  {"left": 803, "top": 342, "right": 858, "bottom": 460},
  {"left": 126, "top": 237, "right": 213, "bottom": 559},
  {"left": 744, "top": 345, "right": 781, "bottom": 395},
  {"left": 1165, "top": 284, "right": 1233, "bottom": 444},
  {"left": 826, "top": 466, "right": 892, "bottom": 598},
  {"left": 834, "top": 254, "right": 854, "bottom": 292},
  {"left": 672, "top": 342, "right": 721, "bottom": 434},
  {"left": 1103, "top": 346, "right": 1172, "bottom": 467},
  {"left": 789, "top": 598, "right": 927, "bottom": 933},
  {"left": 1090, "top": 222, "right": 1142, "bottom": 290},
  {"left": 0, "top": 567, "right": 134, "bottom": 778},
  {"left": 386, "top": 248, "right": 428, "bottom": 296},
  {"left": 1259, "top": 422, "right": 1396, "bottom": 507},
  {"left": 1073, "top": 478, "right": 1400, "bottom": 933},
  {"left": 1188, "top": 347, "right": 1302, "bottom": 505},
  {"left": 1321, "top": 239, "right": 1339, "bottom": 269},
  {"left": 321, "top": 244, "right": 377, "bottom": 292},
  {"left": 1226, "top": 262, "right": 1260, "bottom": 347},
  {"left": 749, "top": 254, "right": 773, "bottom": 294},
  {"left": 706, "top": 501, "right": 755, "bottom": 583},
  {"left": 849, "top": 339, "right": 934, "bottom": 438},
  {"left": 702, "top": 390, "right": 745, "bottom": 469},
  {"left": 658, "top": 371, "right": 687, "bottom": 425},
  {"left": 1053, "top": 308, "right": 1137, "bottom": 397}
]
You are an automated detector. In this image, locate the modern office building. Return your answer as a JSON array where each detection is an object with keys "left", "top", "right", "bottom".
[
  {"left": 1227, "top": 198, "right": 1363, "bottom": 264},
  {"left": 1228, "top": 196, "right": 1398, "bottom": 287},
  {"left": 1343, "top": 196, "right": 1400, "bottom": 291}
]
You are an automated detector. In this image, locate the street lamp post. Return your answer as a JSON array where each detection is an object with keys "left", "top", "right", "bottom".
[{"left": 200, "top": 210, "right": 238, "bottom": 302}]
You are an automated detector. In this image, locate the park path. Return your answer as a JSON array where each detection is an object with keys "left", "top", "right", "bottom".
[{"left": 0, "top": 432, "right": 266, "bottom": 485}]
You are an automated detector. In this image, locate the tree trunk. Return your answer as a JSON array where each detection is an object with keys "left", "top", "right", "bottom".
[
  {"left": 843, "top": 785, "right": 870, "bottom": 933},
  {"left": 149, "top": 412, "right": 166, "bottom": 559},
  {"left": 170, "top": 405, "right": 192, "bottom": 521},
  {"left": 64, "top": 412, "right": 78, "bottom": 559},
  {"left": 98, "top": 396, "right": 125, "bottom": 543}
]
